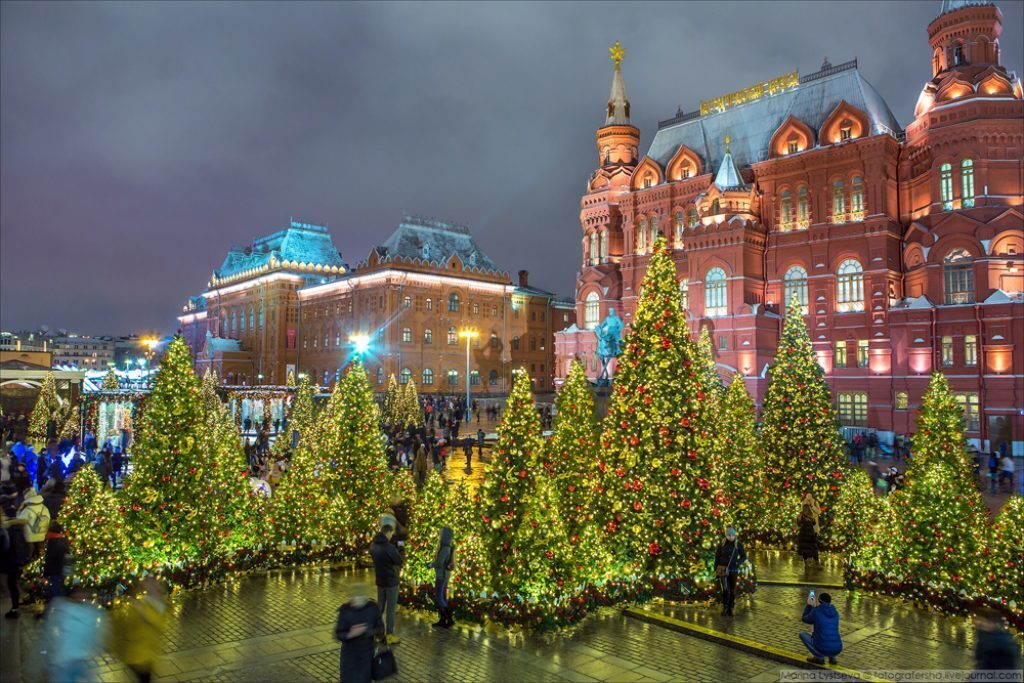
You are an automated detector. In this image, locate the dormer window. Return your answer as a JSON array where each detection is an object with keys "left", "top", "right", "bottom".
[
  {"left": 679, "top": 168, "right": 690, "bottom": 180},
  {"left": 643, "top": 174, "right": 653, "bottom": 189},
  {"left": 839, "top": 123, "right": 852, "bottom": 141},
  {"left": 787, "top": 140, "right": 799, "bottom": 154}
]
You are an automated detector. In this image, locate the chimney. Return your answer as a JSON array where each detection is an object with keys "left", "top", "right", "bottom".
[{"left": 518, "top": 270, "right": 529, "bottom": 287}]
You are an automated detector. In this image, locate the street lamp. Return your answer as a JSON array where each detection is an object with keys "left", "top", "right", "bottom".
[
  {"left": 350, "top": 333, "right": 370, "bottom": 358},
  {"left": 140, "top": 337, "right": 160, "bottom": 387},
  {"left": 458, "top": 328, "right": 478, "bottom": 421}
]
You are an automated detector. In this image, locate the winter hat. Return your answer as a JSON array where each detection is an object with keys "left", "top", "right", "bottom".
[{"left": 725, "top": 527, "right": 737, "bottom": 539}]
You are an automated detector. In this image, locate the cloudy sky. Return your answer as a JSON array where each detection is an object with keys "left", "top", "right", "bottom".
[{"left": 2, "top": 0, "right": 1022, "bottom": 336}]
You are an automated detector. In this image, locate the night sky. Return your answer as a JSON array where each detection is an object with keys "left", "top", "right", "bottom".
[{"left": 2, "top": 1, "right": 1021, "bottom": 336}]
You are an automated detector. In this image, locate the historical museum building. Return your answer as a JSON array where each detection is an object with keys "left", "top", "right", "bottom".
[
  {"left": 556, "top": 0, "right": 1023, "bottom": 452},
  {"left": 178, "top": 216, "right": 574, "bottom": 394}
]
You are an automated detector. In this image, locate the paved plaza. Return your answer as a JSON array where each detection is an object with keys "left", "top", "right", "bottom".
[{"left": 2, "top": 550, "right": 991, "bottom": 683}]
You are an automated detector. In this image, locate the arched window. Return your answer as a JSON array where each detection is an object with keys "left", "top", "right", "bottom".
[
  {"left": 599, "top": 229, "right": 608, "bottom": 261},
  {"left": 401, "top": 327, "right": 412, "bottom": 343},
  {"left": 637, "top": 219, "right": 647, "bottom": 252},
  {"left": 376, "top": 367, "right": 384, "bottom": 385},
  {"left": 589, "top": 232, "right": 598, "bottom": 265},
  {"left": 711, "top": 198, "right": 720, "bottom": 216},
  {"left": 832, "top": 180, "right": 846, "bottom": 222},
  {"left": 674, "top": 211, "right": 684, "bottom": 245},
  {"left": 512, "top": 335, "right": 520, "bottom": 351},
  {"left": 705, "top": 268, "right": 727, "bottom": 317},
  {"left": 836, "top": 259, "right": 864, "bottom": 312},
  {"left": 784, "top": 266, "right": 809, "bottom": 314},
  {"left": 584, "top": 292, "right": 601, "bottom": 329},
  {"left": 797, "top": 186, "right": 809, "bottom": 228},
  {"left": 940, "top": 163, "right": 953, "bottom": 209},
  {"left": 780, "top": 190, "right": 793, "bottom": 231},
  {"left": 850, "top": 176, "right": 865, "bottom": 220},
  {"left": 488, "top": 369, "right": 499, "bottom": 385},
  {"left": 961, "top": 159, "right": 974, "bottom": 207},
  {"left": 953, "top": 43, "right": 964, "bottom": 66},
  {"left": 447, "top": 327, "right": 457, "bottom": 345},
  {"left": 447, "top": 369, "right": 459, "bottom": 387},
  {"left": 679, "top": 279, "right": 689, "bottom": 310},
  {"left": 422, "top": 368, "right": 434, "bottom": 385},
  {"left": 448, "top": 292, "right": 460, "bottom": 312},
  {"left": 943, "top": 249, "right": 974, "bottom": 304},
  {"left": 423, "top": 328, "right": 433, "bottom": 344},
  {"left": 425, "top": 297, "right": 433, "bottom": 311},
  {"left": 470, "top": 370, "right": 480, "bottom": 386},
  {"left": 687, "top": 208, "right": 698, "bottom": 228},
  {"left": 399, "top": 367, "right": 411, "bottom": 384},
  {"left": 259, "top": 305, "right": 264, "bottom": 328},
  {"left": 650, "top": 216, "right": 659, "bottom": 246},
  {"left": 403, "top": 296, "right": 411, "bottom": 309}
]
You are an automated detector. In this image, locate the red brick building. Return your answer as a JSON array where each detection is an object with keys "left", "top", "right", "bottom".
[{"left": 556, "top": 1, "right": 1023, "bottom": 453}]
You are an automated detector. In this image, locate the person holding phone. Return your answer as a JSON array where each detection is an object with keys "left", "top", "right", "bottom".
[
  {"left": 799, "top": 591, "right": 843, "bottom": 665},
  {"left": 335, "top": 583, "right": 384, "bottom": 683}
]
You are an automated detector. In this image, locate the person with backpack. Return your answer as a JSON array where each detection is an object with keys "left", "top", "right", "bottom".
[
  {"left": 427, "top": 527, "right": 455, "bottom": 628},
  {"left": 16, "top": 482, "right": 51, "bottom": 558},
  {"left": 1, "top": 508, "right": 31, "bottom": 618}
]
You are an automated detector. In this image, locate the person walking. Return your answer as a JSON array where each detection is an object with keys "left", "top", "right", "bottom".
[
  {"left": 369, "top": 524, "right": 403, "bottom": 644},
  {"left": 1, "top": 508, "right": 31, "bottom": 618},
  {"left": 334, "top": 583, "right": 385, "bottom": 683},
  {"left": 797, "top": 503, "right": 820, "bottom": 571},
  {"left": 109, "top": 577, "right": 168, "bottom": 683},
  {"left": 998, "top": 453, "right": 1014, "bottom": 493},
  {"left": 16, "top": 482, "right": 51, "bottom": 558},
  {"left": 427, "top": 527, "right": 455, "bottom": 628},
  {"left": 972, "top": 607, "right": 1021, "bottom": 675},
  {"left": 799, "top": 592, "right": 843, "bottom": 665},
  {"left": 988, "top": 452, "right": 1000, "bottom": 494},
  {"left": 714, "top": 527, "right": 747, "bottom": 617},
  {"left": 413, "top": 445, "right": 428, "bottom": 490},
  {"left": 42, "top": 521, "right": 69, "bottom": 615},
  {"left": 111, "top": 449, "right": 123, "bottom": 488},
  {"left": 48, "top": 584, "right": 109, "bottom": 682}
]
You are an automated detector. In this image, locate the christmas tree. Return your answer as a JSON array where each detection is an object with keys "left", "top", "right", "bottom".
[
  {"left": 28, "top": 371, "right": 66, "bottom": 445},
  {"left": 479, "top": 369, "right": 544, "bottom": 593},
  {"left": 986, "top": 496, "right": 1023, "bottom": 618},
  {"left": 546, "top": 360, "right": 599, "bottom": 538},
  {"left": 831, "top": 468, "right": 886, "bottom": 555},
  {"left": 856, "top": 373, "right": 988, "bottom": 596},
  {"left": 598, "top": 237, "right": 719, "bottom": 584},
  {"left": 62, "top": 467, "right": 135, "bottom": 585},
  {"left": 760, "top": 294, "right": 846, "bottom": 541},
  {"left": 696, "top": 326, "right": 724, "bottom": 402},
  {"left": 401, "top": 379, "right": 423, "bottom": 427},
  {"left": 711, "top": 375, "right": 767, "bottom": 537},
  {"left": 102, "top": 369, "right": 120, "bottom": 391},
  {"left": 273, "top": 374, "right": 318, "bottom": 457},
  {"left": 382, "top": 374, "right": 400, "bottom": 426}
]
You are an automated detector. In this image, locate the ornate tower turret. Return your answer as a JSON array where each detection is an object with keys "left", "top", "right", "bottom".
[{"left": 594, "top": 41, "right": 641, "bottom": 178}]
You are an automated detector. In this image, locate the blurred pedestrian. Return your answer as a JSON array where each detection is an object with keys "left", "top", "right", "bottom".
[
  {"left": 109, "top": 577, "right": 168, "bottom": 683},
  {"left": 413, "top": 445, "right": 428, "bottom": 490},
  {"left": 41, "top": 521, "right": 69, "bottom": 614},
  {"left": 797, "top": 503, "right": 819, "bottom": 570},
  {"left": 427, "top": 527, "right": 455, "bottom": 628},
  {"left": 48, "top": 584, "right": 108, "bottom": 682},
  {"left": 334, "top": 582, "right": 384, "bottom": 683},
  {"left": 972, "top": 607, "right": 1021, "bottom": 675}
]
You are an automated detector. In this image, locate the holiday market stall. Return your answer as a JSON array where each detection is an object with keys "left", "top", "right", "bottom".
[
  {"left": 82, "top": 389, "right": 149, "bottom": 452},
  {"left": 221, "top": 386, "right": 293, "bottom": 432}
]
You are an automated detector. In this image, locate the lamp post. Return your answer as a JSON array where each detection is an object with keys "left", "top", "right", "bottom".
[
  {"left": 140, "top": 337, "right": 160, "bottom": 387},
  {"left": 350, "top": 333, "right": 370, "bottom": 363},
  {"left": 458, "top": 328, "right": 478, "bottom": 422}
]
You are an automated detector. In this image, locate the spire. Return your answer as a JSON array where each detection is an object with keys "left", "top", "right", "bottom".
[
  {"left": 605, "top": 41, "right": 631, "bottom": 125},
  {"left": 714, "top": 135, "right": 746, "bottom": 190}
]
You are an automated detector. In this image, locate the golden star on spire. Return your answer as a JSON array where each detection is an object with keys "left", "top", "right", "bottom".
[
  {"left": 609, "top": 41, "right": 626, "bottom": 70},
  {"left": 725, "top": 135, "right": 731, "bottom": 154}
]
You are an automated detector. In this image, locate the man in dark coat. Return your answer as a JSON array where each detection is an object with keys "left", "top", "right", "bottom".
[
  {"left": 800, "top": 592, "right": 843, "bottom": 664},
  {"left": 973, "top": 607, "right": 1021, "bottom": 675},
  {"left": 334, "top": 583, "right": 384, "bottom": 683},
  {"left": 369, "top": 525, "right": 403, "bottom": 643}
]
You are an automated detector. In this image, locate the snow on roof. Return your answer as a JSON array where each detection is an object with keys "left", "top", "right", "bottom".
[
  {"left": 217, "top": 221, "right": 345, "bottom": 279},
  {"left": 367, "top": 215, "right": 503, "bottom": 275}
]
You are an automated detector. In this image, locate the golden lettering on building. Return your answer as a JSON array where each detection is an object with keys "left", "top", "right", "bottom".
[{"left": 700, "top": 71, "right": 799, "bottom": 116}]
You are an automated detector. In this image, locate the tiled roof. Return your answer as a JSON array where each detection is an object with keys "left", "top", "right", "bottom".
[
  {"left": 216, "top": 221, "right": 346, "bottom": 279},
  {"left": 368, "top": 215, "right": 504, "bottom": 276}
]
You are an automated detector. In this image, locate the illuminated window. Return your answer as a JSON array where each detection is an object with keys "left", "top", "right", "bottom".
[
  {"left": 447, "top": 327, "right": 457, "bottom": 345},
  {"left": 679, "top": 167, "right": 691, "bottom": 180},
  {"left": 584, "top": 292, "right": 600, "bottom": 329},
  {"left": 650, "top": 216, "right": 659, "bottom": 246},
  {"left": 589, "top": 232, "right": 598, "bottom": 265},
  {"left": 403, "top": 296, "right": 411, "bottom": 309},
  {"left": 943, "top": 249, "right": 974, "bottom": 304},
  {"left": 953, "top": 43, "right": 964, "bottom": 66},
  {"left": 448, "top": 293, "right": 460, "bottom": 312},
  {"left": 470, "top": 370, "right": 480, "bottom": 386},
  {"left": 679, "top": 279, "right": 689, "bottom": 310},
  {"left": 425, "top": 298, "right": 433, "bottom": 311},
  {"left": 851, "top": 176, "right": 865, "bottom": 220},
  {"left": 674, "top": 212, "right": 684, "bottom": 245},
  {"left": 399, "top": 367, "right": 411, "bottom": 384},
  {"left": 447, "top": 369, "right": 459, "bottom": 387},
  {"left": 637, "top": 219, "right": 647, "bottom": 252},
  {"left": 423, "top": 328, "right": 433, "bottom": 344},
  {"left": 376, "top": 367, "right": 384, "bottom": 385},
  {"left": 954, "top": 392, "right": 980, "bottom": 431},
  {"left": 788, "top": 139, "right": 799, "bottom": 154},
  {"left": 797, "top": 186, "right": 810, "bottom": 228},
  {"left": 688, "top": 208, "right": 698, "bottom": 228},
  {"left": 941, "top": 336, "right": 954, "bottom": 367},
  {"left": 857, "top": 340, "right": 869, "bottom": 368},
  {"left": 488, "top": 370, "right": 499, "bottom": 385},
  {"left": 840, "top": 124, "right": 852, "bottom": 141},
  {"left": 836, "top": 259, "right": 864, "bottom": 312},
  {"left": 705, "top": 267, "right": 727, "bottom": 317},
  {"left": 473, "top": 303, "right": 479, "bottom": 315},
  {"left": 940, "top": 163, "right": 953, "bottom": 210},
  {"left": 961, "top": 159, "right": 974, "bottom": 208},
  {"left": 643, "top": 174, "right": 653, "bottom": 189},
  {"left": 600, "top": 230, "right": 608, "bottom": 261},
  {"left": 784, "top": 266, "right": 808, "bottom": 314},
  {"left": 711, "top": 198, "right": 720, "bottom": 215},
  {"left": 895, "top": 391, "right": 908, "bottom": 410},
  {"left": 401, "top": 328, "right": 412, "bottom": 343},
  {"left": 422, "top": 368, "right": 433, "bottom": 385},
  {"left": 964, "top": 335, "right": 977, "bottom": 366},
  {"left": 837, "top": 392, "right": 868, "bottom": 426},
  {"left": 832, "top": 179, "right": 846, "bottom": 221}
]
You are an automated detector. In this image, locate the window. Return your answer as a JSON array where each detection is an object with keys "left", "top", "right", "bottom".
[
  {"left": 448, "top": 293, "right": 460, "bottom": 312},
  {"left": 895, "top": 391, "right": 908, "bottom": 410},
  {"left": 599, "top": 229, "right": 608, "bottom": 261},
  {"left": 376, "top": 367, "right": 384, "bottom": 385},
  {"left": 447, "top": 327, "right": 457, "bottom": 345},
  {"left": 784, "top": 266, "right": 808, "bottom": 314},
  {"left": 403, "top": 296, "right": 411, "bottom": 309},
  {"left": 400, "top": 367, "right": 412, "bottom": 384},
  {"left": 961, "top": 159, "right": 974, "bottom": 208},
  {"left": 705, "top": 267, "right": 727, "bottom": 317},
  {"left": 679, "top": 167, "right": 691, "bottom": 179},
  {"left": 402, "top": 328, "right": 412, "bottom": 343},
  {"left": 718, "top": 336, "right": 727, "bottom": 351},
  {"left": 447, "top": 369, "right": 459, "bottom": 387},
  {"left": 840, "top": 124, "right": 852, "bottom": 141},
  {"left": 589, "top": 232, "right": 598, "bottom": 265},
  {"left": 473, "top": 303, "right": 479, "bottom": 315},
  {"left": 637, "top": 219, "right": 647, "bottom": 252},
  {"left": 797, "top": 186, "right": 809, "bottom": 228},
  {"left": 940, "top": 163, "right": 953, "bottom": 210},
  {"left": 954, "top": 392, "right": 980, "bottom": 431},
  {"left": 941, "top": 336, "right": 954, "bottom": 367},
  {"left": 687, "top": 208, "right": 698, "bottom": 229},
  {"left": 512, "top": 336, "right": 520, "bottom": 351},
  {"left": 584, "top": 292, "right": 600, "bottom": 329},
  {"left": 422, "top": 368, "right": 434, "bottom": 385},
  {"left": 470, "top": 370, "right": 480, "bottom": 386},
  {"left": 857, "top": 340, "right": 869, "bottom": 368},
  {"left": 832, "top": 180, "right": 846, "bottom": 222},
  {"left": 643, "top": 174, "right": 652, "bottom": 189},
  {"left": 492, "top": 305, "right": 497, "bottom": 317},
  {"left": 780, "top": 190, "right": 793, "bottom": 230},
  {"left": 490, "top": 334, "right": 500, "bottom": 349},
  {"left": 964, "top": 335, "right": 977, "bottom": 366},
  {"left": 488, "top": 369, "right": 499, "bottom": 385},
  {"left": 424, "top": 328, "right": 433, "bottom": 344},
  {"left": 850, "top": 176, "right": 864, "bottom": 220},
  {"left": 711, "top": 198, "right": 720, "bottom": 215},
  {"left": 788, "top": 140, "right": 799, "bottom": 154},
  {"left": 835, "top": 341, "right": 848, "bottom": 368},
  {"left": 836, "top": 259, "right": 864, "bottom": 312},
  {"left": 674, "top": 211, "right": 684, "bottom": 245},
  {"left": 943, "top": 249, "right": 974, "bottom": 304},
  {"left": 426, "top": 298, "right": 433, "bottom": 311},
  {"left": 650, "top": 216, "right": 659, "bottom": 246},
  {"left": 530, "top": 336, "right": 536, "bottom": 351},
  {"left": 679, "top": 279, "right": 689, "bottom": 310},
  {"left": 838, "top": 392, "right": 868, "bottom": 426},
  {"left": 953, "top": 43, "right": 964, "bottom": 66}
]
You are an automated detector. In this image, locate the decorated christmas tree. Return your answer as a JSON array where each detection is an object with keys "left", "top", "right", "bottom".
[
  {"left": 479, "top": 369, "right": 545, "bottom": 593},
  {"left": 273, "top": 373, "right": 318, "bottom": 456},
  {"left": 853, "top": 372, "right": 988, "bottom": 597},
  {"left": 382, "top": 374, "right": 400, "bottom": 426},
  {"left": 62, "top": 467, "right": 135, "bottom": 585},
  {"left": 547, "top": 360, "right": 599, "bottom": 538},
  {"left": 696, "top": 326, "right": 724, "bottom": 402},
  {"left": 986, "top": 495, "right": 1023, "bottom": 620},
  {"left": 760, "top": 294, "right": 846, "bottom": 541},
  {"left": 831, "top": 468, "right": 887, "bottom": 555},
  {"left": 598, "top": 237, "right": 719, "bottom": 584},
  {"left": 28, "top": 371, "right": 66, "bottom": 445},
  {"left": 711, "top": 375, "right": 768, "bottom": 537},
  {"left": 400, "top": 379, "right": 423, "bottom": 427},
  {"left": 102, "top": 369, "right": 120, "bottom": 391}
]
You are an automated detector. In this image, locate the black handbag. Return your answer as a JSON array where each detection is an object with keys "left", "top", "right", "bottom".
[{"left": 372, "top": 643, "right": 398, "bottom": 680}]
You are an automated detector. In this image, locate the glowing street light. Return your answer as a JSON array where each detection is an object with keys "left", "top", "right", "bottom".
[
  {"left": 458, "top": 328, "right": 479, "bottom": 421},
  {"left": 350, "top": 333, "right": 371, "bottom": 357}
]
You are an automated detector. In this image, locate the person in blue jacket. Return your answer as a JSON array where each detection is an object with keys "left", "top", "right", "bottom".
[{"left": 800, "top": 592, "right": 842, "bottom": 665}]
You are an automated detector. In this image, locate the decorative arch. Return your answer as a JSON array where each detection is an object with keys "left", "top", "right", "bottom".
[
  {"left": 929, "top": 235, "right": 983, "bottom": 264},
  {"left": 665, "top": 144, "right": 703, "bottom": 181},
  {"left": 769, "top": 115, "right": 815, "bottom": 158},
  {"left": 990, "top": 229, "right": 1024, "bottom": 257},
  {"left": 977, "top": 72, "right": 1013, "bottom": 96},
  {"left": 819, "top": 100, "right": 870, "bottom": 144},
  {"left": 630, "top": 157, "right": 664, "bottom": 191},
  {"left": 904, "top": 243, "right": 927, "bottom": 269},
  {"left": 936, "top": 77, "right": 975, "bottom": 102}
]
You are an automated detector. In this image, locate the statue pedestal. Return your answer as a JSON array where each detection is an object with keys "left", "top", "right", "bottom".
[{"left": 591, "top": 384, "right": 613, "bottom": 419}]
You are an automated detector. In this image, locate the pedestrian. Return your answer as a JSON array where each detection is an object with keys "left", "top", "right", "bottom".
[
  {"left": 48, "top": 584, "right": 108, "bottom": 682},
  {"left": 1, "top": 508, "right": 31, "bottom": 618},
  {"left": 334, "top": 582, "right": 385, "bottom": 683},
  {"left": 42, "top": 521, "right": 69, "bottom": 614},
  {"left": 998, "top": 453, "right": 1014, "bottom": 493},
  {"left": 714, "top": 526, "right": 747, "bottom": 617},
  {"left": 413, "top": 444, "right": 428, "bottom": 490},
  {"left": 799, "top": 591, "right": 843, "bottom": 665},
  {"left": 462, "top": 437, "right": 472, "bottom": 472},
  {"left": 109, "top": 577, "right": 168, "bottom": 683},
  {"left": 97, "top": 448, "right": 113, "bottom": 487},
  {"left": 16, "top": 481, "right": 51, "bottom": 558},
  {"left": 427, "top": 527, "right": 455, "bottom": 628},
  {"left": 988, "top": 452, "right": 1000, "bottom": 493},
  {"left": 972, "top": 607, "right": 1021, "bottom": 675},
  {"left": 369, "top": 524, "right": 403, "bottom": 643},
  {"left": 42, "top": 478, "right": 65, "bottom": 521},
  {"left": 796, "top": 503, "right": 819, "bottom": 570},
  {"left": 111, "top": 448, "right": 123, "bottom": 488}
]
